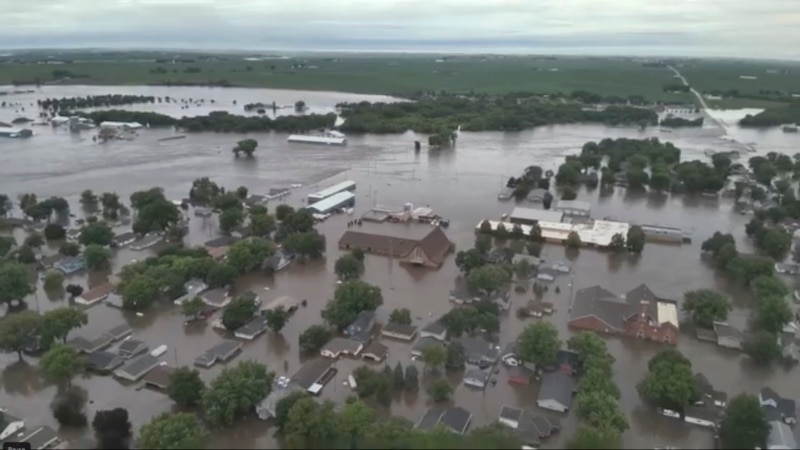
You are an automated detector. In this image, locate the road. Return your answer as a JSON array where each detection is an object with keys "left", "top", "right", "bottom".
[{"left": 668, "top": 65, "right": 725, "bottom": 130}]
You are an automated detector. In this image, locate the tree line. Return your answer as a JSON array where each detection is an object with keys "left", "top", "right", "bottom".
[
  {"left": 38, "top": 95, "right": 156, "bottom": 111},
  {"left": 740, "top": 102, "right": 800, "bottom": 127}
]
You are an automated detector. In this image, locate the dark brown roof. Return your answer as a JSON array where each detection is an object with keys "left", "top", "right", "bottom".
[
  {"left": 338, "top": 227, "right": 454, "bottom": 266},
  {"left": 416, "top": 227, "right": 455, "bottom": 266},
  {"left": 569, "top": 285, "right": 628, "bottom": 330},
  {"left": 142, "top": 365, "right": 174, "bottom": 389},
  {"left": 338, "top": 230, "right": 418, "bottom": 256}
]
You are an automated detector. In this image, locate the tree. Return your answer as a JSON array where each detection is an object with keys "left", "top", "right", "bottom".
[
  {"left": 233, "top": 139, "right": 258, "bottom": 157},
  {"left": 474, "top": 234, "right": 492, "bottom": 254},
  {"left": 743, "top": 331, "right": 782, "bottom": 364},
  {"left": 420, "top": 343, "right": 446, "bottom": 373},
  {"left": 84, "top": 244, "right": 111, "bottom": 271},
  {"left": 93, "top": 408, "right": 132, "bottom": 448},
  {"left": 135, "top": 199, "right": 180, "bottom": 232},
  {"left": 18, "top": 193, "right": 37, "bottom": 211},
  {"left": 514, "top": 258, "right": 533, "bottom": 279},
  {"left": 16, "top": 245, "right": 36, "bottom": 264},
  {"left": 322, "top": 280, "right": 383, "bottom": 329},
  {"left": 0, "top": 263, "right": 34, "bottom": 306},
  {"left": 282, "top": 209, "right": 315, "bottom": 233},
  {"left": 338, "top": 400, "right": 374, "bottom": 447},
  {"left": 0, "top": 236, "right": 15, "bottom": 257},
  {"left": 41, "top": 307, "right": 88, "bottom": 345},
  {"left": 235, "top": 186, "right": 249, "bottom": 200},
  {"left": 526, "top": 241, "right": 542, "bottom": 257},
  {"left": 59, "top": 241, "right": 81, "bottom": 256},
  {"left": 567, "top": 331, "right": 614, "bottom": 369},
  {"left": 719, "top": 394, "right": 770, "bottom": 450},
  {"left": 566, "top": 426, "right": 622, "bottom": 450},
  {"left": 682, "top": 289, "right": 731, "bottom": 328},
  {"left": 43, "top": 271, "right": 64, "bottom": 291},
  {"left": 404, "top": 365, "right": 419, "bottom": 391},
  {"left": 334, "top": 254, "right": 362, "bottom": 280},
  {"left": 517, "top": 322, "right": 560, "bottom": 366},
  {"left": 283, "top": 231, "right": 326, "bottom": 259},
  {"left": 561, "top": 187, "right": 577, "bottom": 200},
  {"left": 626, "top": 225, "right": 645, "bottom": 253},
  {"left": 579, "top": 367, "right": 620, "bottom": 399},
  {"left": 479, "top": 220, "right": 493, "bottom": 235},
  {"left": 608, "top": 233, "right": 626, "bottom": 252},
  {"left": 206, "top": 262, "right": 237, "bottom": 288},
  {"left": 637, "top": 349, "right": 695, "bottom": 410},
  {"left": 130, "top": 187, "right": 166, "bottom": 210},
  {"left": 0, "top": 311, "right": 40, "bottom": 360},
  {"left": 79, "top": 222, "right": 114, "bottom": 246},
  {"left": 24, "top": 233, "right": 44, "bottom": 248},
  {"left": 626, "top": 168, "right": 650, "bottom": 190},
  {"left": 226, "top": 238, "right": 275, "bottom": 274},
  {"left": 250, "top": 212, "right": 276, "bottom": 237},
  {"left": 80, "top": 189, "right": 98, "bottom": 206},
  {"left": 445, "top": 341, "right": 466, "bottom": 371},
  {"left": 120, "top": 274, "right": 159, "bottom": 311},
  {"left": 649, "top": 170, "right": 671, "bottom": 191},
  {"left": 752, "top": 275, "right": 789, "bottom": 300},
  {"left": 221, "top": 295, "right": 259, "bottom": 331},
  {"left": 466, "top": 264, "right": 511, "bottom": 294},
  {"left": 66, "top": 284, "right": 84, "bottom": 298},
  {"left": 212, "top": 193, "right": 243, "bottom": 212},
  {"left": 275, "top": 391, "right": 310, "bottom": 432},
  {"left": 167, "top": 367, "right": 206, "bottom": 408},
  {"left": 51, "top": 386, "right": 88, "bottom": 427},
  {"left": 565, "top": 231, "right": 582, "bottom": 248},
  {"left": 427, "top": 379, "right": 453, "bottom": 402},
  {"left": 455, "top": 249, "right": 486, "bottom": 275},
  {"left": 265, "top": 306, "right": 290, "bottom": 332},
  {"left": 189, "top": 178, "right": 221, "bottom": 205},
  {"left": 39, "top": 344, "right": 84, "bottom": 387},
  {"left": 283, "top": 398, "right": 339, "bottom": 447},
  {"left": 393, "top": 362, "right": 405, "bottom": 392},
  {"left": 0, "top": 193, "right": 10, "bottom": 217},
  {"left": 203, "top": 360, "right": 273, "bottom": 426},
  {"left": 299, "top": 324, "right": 332, "bottom": 353},
  {"left": 43, "top": 224, "right": 66, "bottom": 241},
  {"left": 181, "top": 296, "right": 207, "bottom": 319},
  {"left": 759, "top": 295, "right": 792, "bottom": 334},
  {"left": 218, "top": 208, "right": 245, "bottom": 234},
  {"left": 388, "top": 308, "right": 412, "bottom": 325},
  {"left": 138, "top": 412, "right": 208, "bottom": 449},
  {"left": 275, "top": 204, "right": 294, "bottom": 222},
  {"left": 576, "top": 391, "right": 629, "bottom": 432},
  {"left": 351, "top": 247, "right": 365, "bottom": 263}
]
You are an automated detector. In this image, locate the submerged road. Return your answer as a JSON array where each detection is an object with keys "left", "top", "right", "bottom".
[{"left": 668, "top": 65, "right": 726, "bottom": 130}]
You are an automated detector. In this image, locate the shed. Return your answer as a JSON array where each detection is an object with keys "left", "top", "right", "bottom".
[
  {"left": 381, "top": 323, "right": 418, "bottom": 341},
  {"left": 114, "top": 354, "right": 160, "bottom": 382},
  {"left": 362, "top": 341, "right": 388, "bottom": 362},
  {"left": 420, "top": 321, "right": 448, "bottom": 341}
]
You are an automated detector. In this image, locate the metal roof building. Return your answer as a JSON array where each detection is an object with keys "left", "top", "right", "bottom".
[
  {"left": 307, "top": 180, "right": 356, "bottom": 204},
  {"left": 509, "top": 207, "right": 564, "bottom": 225},
  {"left": 307, "top": 191, "right": 355, "bottom": 214}
]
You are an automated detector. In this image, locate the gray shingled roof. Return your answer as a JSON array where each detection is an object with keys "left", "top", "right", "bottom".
[
  {"left": 569, "top": 285, "right": 628, "bottom": 330},
  {"left": 538, "top": 371, "right": 576, "bottom": 409},
  {"left": 439, "top": 406, "right": 472, "bottom": 435}
]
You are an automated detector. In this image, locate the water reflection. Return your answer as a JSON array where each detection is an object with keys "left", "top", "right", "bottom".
[{"left": 2, "top": 360, "right": 46, "bottom": 396}]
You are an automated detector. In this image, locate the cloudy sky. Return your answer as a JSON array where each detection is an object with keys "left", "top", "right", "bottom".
[{"left": 1, "top": 0, "right": 798, "bottom": 58}]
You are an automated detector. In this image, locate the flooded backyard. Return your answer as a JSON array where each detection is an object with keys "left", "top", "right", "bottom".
[{"left": 1, "top": 85, "right": 799, "bottom": 448}]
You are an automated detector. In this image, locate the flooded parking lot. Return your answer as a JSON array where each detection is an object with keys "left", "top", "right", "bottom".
[{"left": 1, "top": 86, "right": 799, "bottom": 448}]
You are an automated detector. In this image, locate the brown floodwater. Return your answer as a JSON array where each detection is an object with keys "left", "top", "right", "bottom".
[{"left": 1, "top": 86, "right": 799, "bottom": 449}]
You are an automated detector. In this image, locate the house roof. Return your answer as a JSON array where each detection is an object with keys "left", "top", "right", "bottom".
[
  {"left": 112, "top": 231, "right": 137, "bottom": 244},
  {"left": 348, "top": 310, "right": 375, "bottom": 330},
  {"left": 761, "top": 387, "right": 797, "bottom": 421},
  {"left": 499, "top": 405, "right": 523, "bottom": 422},
  {"left": 204, "top": 236, "right": 236, "bottom": 248},
  {"left": 291, "top": 358, "right": 334, "bottom": 389},
  {"left": 416, "top": 408, "right": 444, "bottom": 430},
  {"left": 363, "top": 341, "right": 388, "bottom": 358},
  {"left": 415, "top": 227, "right": 455, "bottom": 266},
  {"left": 106, "top": 324, "right": 132, "bottom": 340},
  {"left": 382, "top": 322, "right": 418, "bottom": 338},
  {"left": 322, "top": 337, "right": 362, "bottom": 355},
  {"left": 768, "top": 420, "right": 797, "bottom": 449},
  {"left": 464, "top": 368, "right": 489, "bottom": 383},
  {"left": 510, "top": 207, "right": 564, "bottom": 223},
  {"left": 439, "top": 406, "right": 472, "bottom": 435},
  {"left": 508, "top": 365, "right": 534, "bottom": 380},
  {"left": 117, "top": 354, "right": 159, "bottom": 378},
  {"left": 421, "top": 320, "right": 447, "bottom": 336},
  {"left": 68, "top": 334, "right": 113, "bottom": 353},
  {"left": 235, "top": 317, "right": 268, "bottom": 336},
  {"left": 202, "top": 288, "right": 229, "bottom": 305},
  {"left": 338, "top": 227, "right": 454, "bottom": 266},
  {"left": 569, "top": 285, "right": 627, "bottom": 330},
  {"left": 713, "top": 322, "right": 743, "bottom": 340},
  {"left": 555, "top": 350, "right": 582, "bottom": 372},
  {"left": 87, "top": 350, "right": 124, "bottom": 371},
  {"left": 207, "top": 340, "right": 242, "bottom": 358},
  {"left": 22, "top": 426, "right": 59, "bottom": 449},
  {"left": 538, "top": 371, "right": 576, "bottom": 409},
  {"left": 142, "top": 365, "right": 174, "bottom": 389},
  {"left": 118, "top": 339, "right": 148, "bottom": 357},
  {"left": 685, "top": 404, "right": 720, "bottom": 422},
  {"left": 458, "top": 336, "right": 500, "bottom": 362},
  {"left": 80, "top": 283, "right": 114, "bottom": 301}
]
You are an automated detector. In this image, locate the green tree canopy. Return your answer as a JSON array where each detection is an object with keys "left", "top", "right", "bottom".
[
  {"left": 322, "top": 280, "right": 383, "bottom": 329},
  {"left": 466, "top": 264, "right": 511, "bottom": 294},
  {"left": 388, "top": 308, "right": 412, "bottom": 325},
  {"left": 41, "top": 307, "right": 88, "bottom": 346},
  {"left": 202, "top": 361, "right": 273, "bottom": 426},
  {"left": 637, "top": 349, "right": 695, "bottom": 410},
  {"left": 0, "top": 311, "right": 40, "bottom": 360},
  {"left": 79, "top": 222, "right": 114, "bottom": 246},
  {"left": 221, "top": 295, "right": 259, "bottom": 331},
  {"left": 168, "top": 367, "right": 206, "bottom": 408},
  {"left": 138, "top": 412, "right": 209, "bottom": 449},
  {"left": 39, "top": 344, "right": 84, "bottom": 386},
  {"left": 0, "top": 262, "right": 35, "bottom": 305},
  {"left": 517, "top": 322, "right": 561, "bottom": 366},
  {"left": 719, "top": 394, "right": 770, "bottom": 450},
  {"left": 682, "top": 289, "right": 731, "bottom": 328},
  {"left": 334, "top": 254, "right": 363, "bottom": 281}
]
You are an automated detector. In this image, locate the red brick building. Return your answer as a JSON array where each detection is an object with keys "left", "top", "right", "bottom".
[{"left": 568, "top": 284, "right": 679, "bottom": 345}]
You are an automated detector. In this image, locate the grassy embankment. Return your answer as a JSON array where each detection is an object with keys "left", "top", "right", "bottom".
[{"left": 0, "top": 54, "right": 692, "bottom": 101}]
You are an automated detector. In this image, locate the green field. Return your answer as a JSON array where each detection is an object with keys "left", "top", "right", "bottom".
[{"left": 0, "top": 52, "right": 692, "bottom": 101}]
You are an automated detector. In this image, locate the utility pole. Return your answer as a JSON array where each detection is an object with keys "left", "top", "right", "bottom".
[{"left": 388, "top": 238, "right": 394, "bottom": 290}]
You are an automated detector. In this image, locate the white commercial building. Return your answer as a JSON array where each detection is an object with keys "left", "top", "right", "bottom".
[{"left": 476, "top": 219, "right": 629, "bottom": 248}]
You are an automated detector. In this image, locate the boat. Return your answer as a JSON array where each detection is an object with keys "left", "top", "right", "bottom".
[
  {"left": 784, "top": 125, "right": 798, "bottom": 133},
  {"left": 348, "top": 375, "right": 357, "bottom": 390},
  {"left": 0, "top": 127, "right": 32, "bottom": 138},
  {"left": 288, "top": 130, "right": 346, "bottom": 146}
]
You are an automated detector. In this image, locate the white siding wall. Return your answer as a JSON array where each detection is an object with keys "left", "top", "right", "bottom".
[{"left": 536, "top": 399, "right": 567, "bottom": 413}]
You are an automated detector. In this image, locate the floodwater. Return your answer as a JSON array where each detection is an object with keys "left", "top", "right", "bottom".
[{"left": 1, "top": 86, "right": 799, "bottom": 449}]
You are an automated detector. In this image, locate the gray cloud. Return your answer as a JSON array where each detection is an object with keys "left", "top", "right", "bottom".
[{"left": 0, "top": 0, "right": 797, "bottom": 58}]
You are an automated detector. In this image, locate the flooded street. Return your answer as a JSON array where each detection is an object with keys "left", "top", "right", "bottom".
[{"left": 1, "top": 86, "right": 799, "bottom": 448}]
